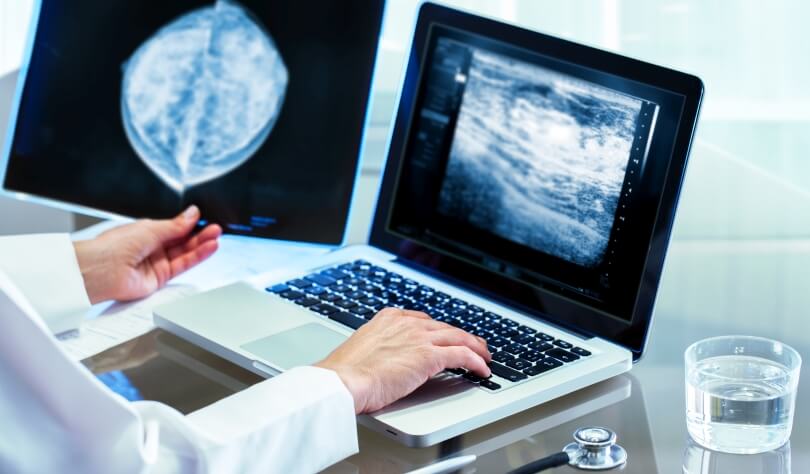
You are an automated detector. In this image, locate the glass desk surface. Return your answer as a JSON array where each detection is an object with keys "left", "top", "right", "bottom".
[{"left": 82, "top": 241, "right": 809, "bottom": 473}]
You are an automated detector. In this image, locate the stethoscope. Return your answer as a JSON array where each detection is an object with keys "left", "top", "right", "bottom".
[{"left": 508, "top": 427, "right": 627, "bottom": 473}]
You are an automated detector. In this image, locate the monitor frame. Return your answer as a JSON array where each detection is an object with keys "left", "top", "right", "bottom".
[
  {"left": 0, "top": 0, "right": 387, "bottom": 248},
  {"left": 369, "top": 2, "right": 704, "bottom": 360}
]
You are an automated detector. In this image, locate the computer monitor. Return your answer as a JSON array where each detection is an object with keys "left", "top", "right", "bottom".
[
  {"left": 371, "top": 3, "right": 703, "bottom": 358},
  {"left": 1, "top": 0, "right": 385, "bottom": 244}
]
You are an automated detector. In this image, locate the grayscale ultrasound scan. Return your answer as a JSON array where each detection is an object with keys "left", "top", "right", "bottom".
[
  {"left": 387, "top": 27, "right": 671, "bottom": 314},
  {"left": 436, "top": 45, "right": 643, "bottom": 268},
  {"left": 5, "top": 0, "right": 384, "bottom": 243}
]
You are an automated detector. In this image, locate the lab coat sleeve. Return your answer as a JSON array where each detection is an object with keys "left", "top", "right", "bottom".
[
  {"left": 0, "top": 233, "right": 90, "bottom": 334},
  {"left": 0, "top": 268, "right": 359, "bottom": 473},
  {"left": 132, "top": 367, "right": 359, "bottom": 473}
]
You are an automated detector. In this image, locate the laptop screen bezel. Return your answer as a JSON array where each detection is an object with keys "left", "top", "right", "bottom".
[{"left": 369, "top": 2, "right": 703, "bottom": 360}]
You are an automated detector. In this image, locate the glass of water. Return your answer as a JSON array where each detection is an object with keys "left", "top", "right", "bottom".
[{"left": 685, "top": 335, "right": 802, "bottom": 454}]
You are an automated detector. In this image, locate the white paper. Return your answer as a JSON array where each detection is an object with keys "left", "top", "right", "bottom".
[
  {"left": 57, "top": 285, "right": 196, "bottom": 361},
  {"left": 60, "top": 223, "right": 329, "bottom": 360}
]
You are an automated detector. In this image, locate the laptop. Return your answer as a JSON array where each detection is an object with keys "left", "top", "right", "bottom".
[{"left": 155, "top": 2, "right": 703, "bottom": 447}]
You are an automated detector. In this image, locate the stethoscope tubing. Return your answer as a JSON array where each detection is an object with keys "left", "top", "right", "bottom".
[{"left": 507, "top": 451, "right": 571, "bottom": 474}]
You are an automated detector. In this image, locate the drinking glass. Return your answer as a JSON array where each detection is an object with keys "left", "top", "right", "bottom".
[{"left": 685, "top": 335, "right": 801, "bottom": 454}]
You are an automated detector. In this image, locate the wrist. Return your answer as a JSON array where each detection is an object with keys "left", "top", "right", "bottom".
[
  {"left": 314, "top": 361, "right": 370, "bottom": 414},
  {"left": 73, "top": 240, "right": 108, "bottom": 304}
]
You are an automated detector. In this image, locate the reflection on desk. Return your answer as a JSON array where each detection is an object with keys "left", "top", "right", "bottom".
[
  {"left": 327, "top": 374, "right": 656, "bottom": 474},
  {"left": 683, "top": 438, "right": 791, "bottom": 474},
  {"left": 87, "top": 330, "right": 656, "bottom": 473}
]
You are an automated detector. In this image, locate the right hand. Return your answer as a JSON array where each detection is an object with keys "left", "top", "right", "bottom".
[{"left": 315, "top": 308, "right": 492, "bottom": 414}]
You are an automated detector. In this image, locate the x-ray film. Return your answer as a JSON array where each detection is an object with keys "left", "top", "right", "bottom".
[{"left": 3, "top": 1, "right": 384, "bottom": 244}]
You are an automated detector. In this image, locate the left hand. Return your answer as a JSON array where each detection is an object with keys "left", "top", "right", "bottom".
[{"left": 73, "top": 205, "right": 221, "bottom": 304}]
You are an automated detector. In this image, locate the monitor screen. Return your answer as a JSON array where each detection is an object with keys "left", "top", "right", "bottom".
[
  {"left": 386, "top": 25, "right": 686, "bottom": 322},
  {"left": 3, "top": 0, "right": 384, "bottom": 244}
]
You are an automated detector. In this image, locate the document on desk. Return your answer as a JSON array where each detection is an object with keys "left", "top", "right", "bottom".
[
  {"left": 58, "top": 285, "right": 196, "bottom": 361},
  {"left": 59, "top": 229, "right": 328, "bottom": 361}
]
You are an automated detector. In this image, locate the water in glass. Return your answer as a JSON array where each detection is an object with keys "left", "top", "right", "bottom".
[{"left": 686, "top": 354, "right": 794, "bottom": 454}]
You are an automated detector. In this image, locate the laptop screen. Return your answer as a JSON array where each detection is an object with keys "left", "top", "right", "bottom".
[{"left": 384, "top": 23, "right": 690, "bottom": 324}]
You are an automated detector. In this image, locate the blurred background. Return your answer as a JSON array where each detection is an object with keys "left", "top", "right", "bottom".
[
  {"left": 3, "top": 2, "right": 809, "bottom": 469},
  {"left": 2, "top": 0, "right": 809, "bottom": 238}
]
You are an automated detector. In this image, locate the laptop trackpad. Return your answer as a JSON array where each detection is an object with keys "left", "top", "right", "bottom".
[{"left": 241, "top": 322, "right": 347, "bottom": 370}]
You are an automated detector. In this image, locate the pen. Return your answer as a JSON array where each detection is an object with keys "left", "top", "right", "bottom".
[{"left": 405, "top": 454, "right": 477, "bottom": 474}]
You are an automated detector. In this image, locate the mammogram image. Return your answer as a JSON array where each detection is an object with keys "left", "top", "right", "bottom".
[
  {"left": 121, "top": 0, "right": 287, "bottom": 193},
  {"left": 437, "top": 48, "right": 642, "bottom": 268}
]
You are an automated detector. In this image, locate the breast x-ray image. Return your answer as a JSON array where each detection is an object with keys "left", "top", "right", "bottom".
[
  {"left": 4, "top": 1, "right": 383, "bottom": 243},
  {"left": 121, "top": 0, "right": 288, "bottom": 193}
]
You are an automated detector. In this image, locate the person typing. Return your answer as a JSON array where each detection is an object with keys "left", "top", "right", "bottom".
[{"left": 0, "top": 206, "right": 490, "bottom": 473}]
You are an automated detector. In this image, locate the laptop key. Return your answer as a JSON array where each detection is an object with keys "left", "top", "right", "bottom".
[
  {"left": 305, "top": 274, "right": 337, "bottom": 286},
  {"left": 267, "top": 283, "right": 289, "bottom": 293},
  {"left": 487, "top": 336, "right": 508, "bottom": 347},
  {"left": 287, "top": 279, "right": 313, "bottom": 289},
  {"left": 321, "top": 269, "right": 350, "bottom": 280},
  {"left": 524, "top": 363, "right": 551, "bottom": 377},
  {"left": 311, "top": 303, "right": 340, "bottom": 316},
  {"left": 488, "top": 361, "right": 528, "bottom": 382},
  {"left": 513, "top": 333, "right": 535, "bottom": 345},
  {"left": 335, "top": 299, "right": 357, "bottom": 310},
  {"left": 463, "top": 373, "right": 484, "bottom": 383},
  {"left": 528, "top": 340, "right": 553, "bottom": 352},
  {"left": 546, "top": 348, "right": 580, "bottom": 363},
  {"left": 346, "top": 290, "right": 366, "bottom": 299},
  {"left": 518, "top": 325, "right": 537, "bottom": 334},
  {"left": 307, "top": 286, "right": 328, "bottom": 296},
  {"left": 484, "top": 311, "right": 502, "bottom": 321},
  {"left": 537, "top": 332, "right": 555, "bottom": 342},
  {"left": 536, "top": 357, "right": 563, "bottom": 370},
  {"left": 571, "top": 347, "right": 592, "bottom": 357},
  {"left": 296, "top": 297, "right": 321, "bottom": 308},
  {"left": 479, "top": 320, "right": 499, "bottom": 331},
  {"left": 503, "top": 343, "right": 524, "bottom": 355},
  {"left": 350, "top": 306, "right": 374, "bottom": 317},
  {"left": 480, "top": 379, "right": 501, "bottom": 390},
  {"left": 522, "top": 350, "right": 543, "bottom": 362},
  {"left": 492, "top": 351, "right": 514, "bottom": 363},
  {"left": 506, "top": 358, "right": 532, "bottom": 371},
  {"left": 328, "top": 311, "right": 367, "bottom": 330},
  {"left": 280, "top": 290, "right": 305, "bottom": 300},
  {"left": 553, "top": 340, "right": 574, "bottom": 349},
  {"left": 320, "top": 293, "right": 342, "bottom": 303}
]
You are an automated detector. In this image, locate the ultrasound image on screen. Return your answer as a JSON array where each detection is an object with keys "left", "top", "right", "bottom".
[{"left": 436, "top": 47, "right": 643, "bottom": 267}]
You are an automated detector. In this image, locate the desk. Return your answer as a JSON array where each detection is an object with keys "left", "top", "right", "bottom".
[{"left": 81, "top": 239, "right": 809, "bottom": 473}]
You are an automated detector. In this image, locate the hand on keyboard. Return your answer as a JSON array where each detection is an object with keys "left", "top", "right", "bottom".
[{"left": 315, "top": 308, "right": 492, "bottom": 414}]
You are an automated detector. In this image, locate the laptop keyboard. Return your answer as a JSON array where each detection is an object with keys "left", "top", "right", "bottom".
[{"left": 266, "top": 259, "right": 591, "bottom": 391}]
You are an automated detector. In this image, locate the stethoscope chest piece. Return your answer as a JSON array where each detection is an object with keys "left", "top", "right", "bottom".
[{"left": 563, "top": 427, "right": 627, "bottom": 471}]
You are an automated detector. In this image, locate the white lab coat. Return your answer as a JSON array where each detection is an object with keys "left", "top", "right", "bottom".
[{"left": 0, "top": 234, "right": 358, "bottom": 473}]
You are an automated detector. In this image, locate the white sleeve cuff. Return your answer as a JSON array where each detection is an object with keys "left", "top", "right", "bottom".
[
  {"left": 0, "top": 234, "right": 90, "bottom": 333},
  {"left": 184, "top": 366, "right": 358, "bottom": 473}
]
